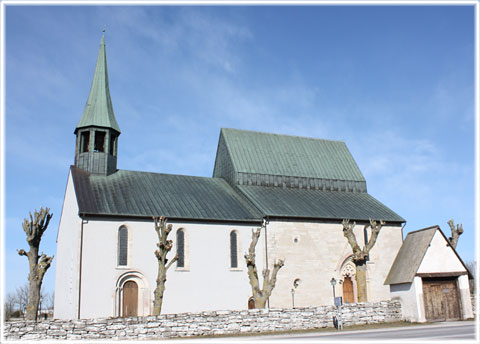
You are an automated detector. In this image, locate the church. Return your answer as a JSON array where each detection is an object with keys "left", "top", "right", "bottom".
[{"left": 53, "top": 35, "right": 406, "bottom": 320}]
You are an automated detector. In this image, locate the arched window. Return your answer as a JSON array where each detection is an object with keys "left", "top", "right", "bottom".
[
  {"left": 363, "top": 227, "right": 370, "bottom": 262},
  {"left": 118, "top": 226, "right": 128, "bottom": 266},
  {"left": 230, "top": 231, "right": 238, "bottom": 268},
  {"left": 176, "top": 229, "right": 185, "bottom": 268}
]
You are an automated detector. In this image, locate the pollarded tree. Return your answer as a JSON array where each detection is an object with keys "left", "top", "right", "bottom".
[
  {"left": 447, "top": 219, "right": 463, "bottom": 249},
  {"left": 342, "top": 218, "right": 385, "bottom": 303},
  {"left": 17, "top": 207, "right": 54, "bottom": 320},
  {"left": 244, "top": 221, "right": 284, "bottom": 309},
  {"left": 152, "top": 216, "right": 178, "bottom": 315}
]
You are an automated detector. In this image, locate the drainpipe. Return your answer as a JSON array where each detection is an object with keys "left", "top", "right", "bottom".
[
  {"left": 78, "top": 215, "right": 88, "bottom": 319},
  {"left": 401, "top": 221, "right": 407, "bottom": 242}
]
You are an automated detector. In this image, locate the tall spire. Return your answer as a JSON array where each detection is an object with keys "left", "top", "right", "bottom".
[
  {"left": 74, "top": 32, "right": 121, "bottom": 176},
  {"left": 75, "top": 33, "right": 121, "bottom": 133}
]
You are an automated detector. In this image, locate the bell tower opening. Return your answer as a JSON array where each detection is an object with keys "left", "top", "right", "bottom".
[{"left": 80, "top": 131, "right": 90, "bottom": 153}]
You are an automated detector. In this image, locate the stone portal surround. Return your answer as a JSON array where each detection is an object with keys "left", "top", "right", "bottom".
[{"left": 4, "top": 301, "right": 401, "bottom": 340}]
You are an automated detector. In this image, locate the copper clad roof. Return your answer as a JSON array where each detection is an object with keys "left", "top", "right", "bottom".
[{"left": 76, "top": 35, "right": 121, "bottom": 133}]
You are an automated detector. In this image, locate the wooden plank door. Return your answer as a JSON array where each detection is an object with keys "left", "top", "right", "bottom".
[
  {"left": 423, "top": 278, "right": 460, "bottom": 322},
  {"left": 442, "top": 280, "right": 461, "bottom": 320},
  {"left": 122, "top": 281, "right": 138, "bottom": 317},
  {"left": 343, "top": 276, "right": 354, "bottom": 303}
]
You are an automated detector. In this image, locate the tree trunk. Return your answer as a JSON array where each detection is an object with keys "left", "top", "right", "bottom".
[
  {"left": 153, "top": 268, "right": 167, "bottom": 315},
  {"left": 255, "top": 295, "right": 267, "bottom": 309},
  {"left": 244, "top": 223, "right": 284, "bottom": 309},
  {"left": 342, "top": 219, "right": 384, "bottom": 304},
  {"left": 355, "top": 262, "right": 367, "bottom": 302},
  {"left": 18, "top": 208, "right": 54, "bottom": 321},
  {"left": 152, "top": 216, "right": 177, "bottom": 316},
  {"left": 26, "top": 279, "right": 41, "bottom": 320}
]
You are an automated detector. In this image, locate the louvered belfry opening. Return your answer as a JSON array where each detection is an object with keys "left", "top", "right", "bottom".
[{"left": 94, "top": 131, "right": 106, "bottom": 152}]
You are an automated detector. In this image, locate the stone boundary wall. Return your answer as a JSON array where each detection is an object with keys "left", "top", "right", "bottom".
[{"left": 4, "top": 301, "right": 401, "bottom": 341}]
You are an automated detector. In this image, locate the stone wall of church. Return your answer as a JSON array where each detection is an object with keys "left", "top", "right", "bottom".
[
  {"left": 4, "top": 301, "right": 402, "bottom": 340},
  {"left": 266, "top": 220, "right": 404, "bottom": 308}
]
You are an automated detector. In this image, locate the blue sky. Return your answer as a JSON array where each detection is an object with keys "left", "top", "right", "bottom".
[{"left": 4, "top": 5, "right": 476, "bottom": 296}]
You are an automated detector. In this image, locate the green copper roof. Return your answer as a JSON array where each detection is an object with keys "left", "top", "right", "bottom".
[
  {"left": 71, "top": 166, "right": 262, "bottom": 222},
  {"left": 76, "top": 35, "right": 121, "bottom": 133},
  {"left": 215, "top": 128, "right": 366, "bottom": 183},
  {"left": 236, "top": 185, "right": 405, "bottom": 222}
]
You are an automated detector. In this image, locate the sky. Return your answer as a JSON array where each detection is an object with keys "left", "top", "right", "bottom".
[{"left": 3, "top": 4, "right": 476, "bottom": 297}]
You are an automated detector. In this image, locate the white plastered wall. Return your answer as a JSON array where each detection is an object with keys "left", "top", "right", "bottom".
[
  {"left": 266, "top": 220, "right": 403, "bottom": 308},
  {"left": 390, "top": 276, "right": 425, "bottom": 322},
  {"left": 417, "top": 230, "right": 466, "bottom": 273},
  {"left": 53, "top": 171, "right": 82, "bottom": 319},
  {"left": 77, "top": 219, "right": 264, "bottom": 318}
]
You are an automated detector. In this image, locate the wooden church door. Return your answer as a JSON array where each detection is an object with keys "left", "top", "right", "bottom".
[
  {"left": 122, "top": 280, "right": 138, "bottom": 317},
  {"left": 248, "top": 297, "right": 255, "bottom": 309},
  {"left": 343, "top": 276, "right": 354, "bottom": 303}
]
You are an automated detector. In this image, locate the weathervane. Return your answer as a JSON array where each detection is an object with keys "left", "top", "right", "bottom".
[{"left": 102, "top": 25, "right": 106, "bottom": 33}]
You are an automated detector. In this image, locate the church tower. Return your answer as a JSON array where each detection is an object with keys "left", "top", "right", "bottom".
[{"left": 74, "top": 33, "right": 121, "bottom": 175}]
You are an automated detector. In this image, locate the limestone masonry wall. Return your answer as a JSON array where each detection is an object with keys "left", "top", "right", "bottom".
[{"left": 4, "top": 301, "right": 401, "bottom": 340}]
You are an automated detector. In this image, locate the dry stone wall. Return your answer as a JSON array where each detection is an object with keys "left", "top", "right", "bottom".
[{"left": 4, "top": 301, "right": 401, "bottom": 341}]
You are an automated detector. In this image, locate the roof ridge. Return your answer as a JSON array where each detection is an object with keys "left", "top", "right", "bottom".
[
  {"left": 100, "top": 168, "right": 232, "bottom": 181},
  {"left": 407, "top": 225, "right": 440, "bottom": 235},
  {"left": 221, "top": 127, "right": 345, "bottom": 143}
]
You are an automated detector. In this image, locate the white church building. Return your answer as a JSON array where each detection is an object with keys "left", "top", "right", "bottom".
[{"left": 54, "top": 35, "right": 407, "bottom": 320}]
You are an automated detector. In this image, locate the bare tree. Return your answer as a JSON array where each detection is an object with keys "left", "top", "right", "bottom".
[
  {"left": 152, "top": 216, "right": 178, "bottom": 315},
  {"left": 342, "top": 218, "right": 385, "bottom": 302},
  {"left": 17, "top": 207, "right": 54, "bottom": 320},
  {"left": 447, "top": 219, "right": 463, "bottom": 249},
  {"left": 15, "top": 283, "right": 29, "bottom": 318},
  {"left": 5, "top": 292, "right": 16, "bottom": 321},
  {"left": 244, "top": 221, "right": 285, "bottom": 309},
  {"left": 39, "top": 287, "right": 47, "bottom": 312},
  {"left": 45, "top": 291, "right": 55, "bottom": 312},
  {"left": 465, "top": 260, "right": 476, "bottom": 294}
]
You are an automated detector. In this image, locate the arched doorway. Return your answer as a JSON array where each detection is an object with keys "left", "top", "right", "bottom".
[
  {"left": 248, "top": 297, "right": 255, "bottom": 309},
  {"left": 343, "top": 276, "right": 354, "bottom": 303},
  {"left": 338, "top": 255, "right": 358, "bottom": 303},
  {"left": 122, "top": 280, "right": 138, "bottom": 317},
  {"left": 115, "top": 271, "right": 149, "bottom": 317}
]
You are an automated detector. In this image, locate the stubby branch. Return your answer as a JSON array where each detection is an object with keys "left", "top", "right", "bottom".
[
  {"left": 447, "top": 219, "right": 463, "bottom": 249},
  {"left": 342, "top": 219, "right": 365, "bottom": 261}
]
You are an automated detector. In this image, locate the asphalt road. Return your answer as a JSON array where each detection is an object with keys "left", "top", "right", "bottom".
[
  {"left": 184, "top": 321, "right": 476, "bottom": 342},
  {"left": 258, "top": 321, "right": 477, "bottom": 341}
]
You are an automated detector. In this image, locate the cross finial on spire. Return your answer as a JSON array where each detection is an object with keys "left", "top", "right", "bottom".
[{"left": 102, "top": 25, "right": 106, "bottom": 33}]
